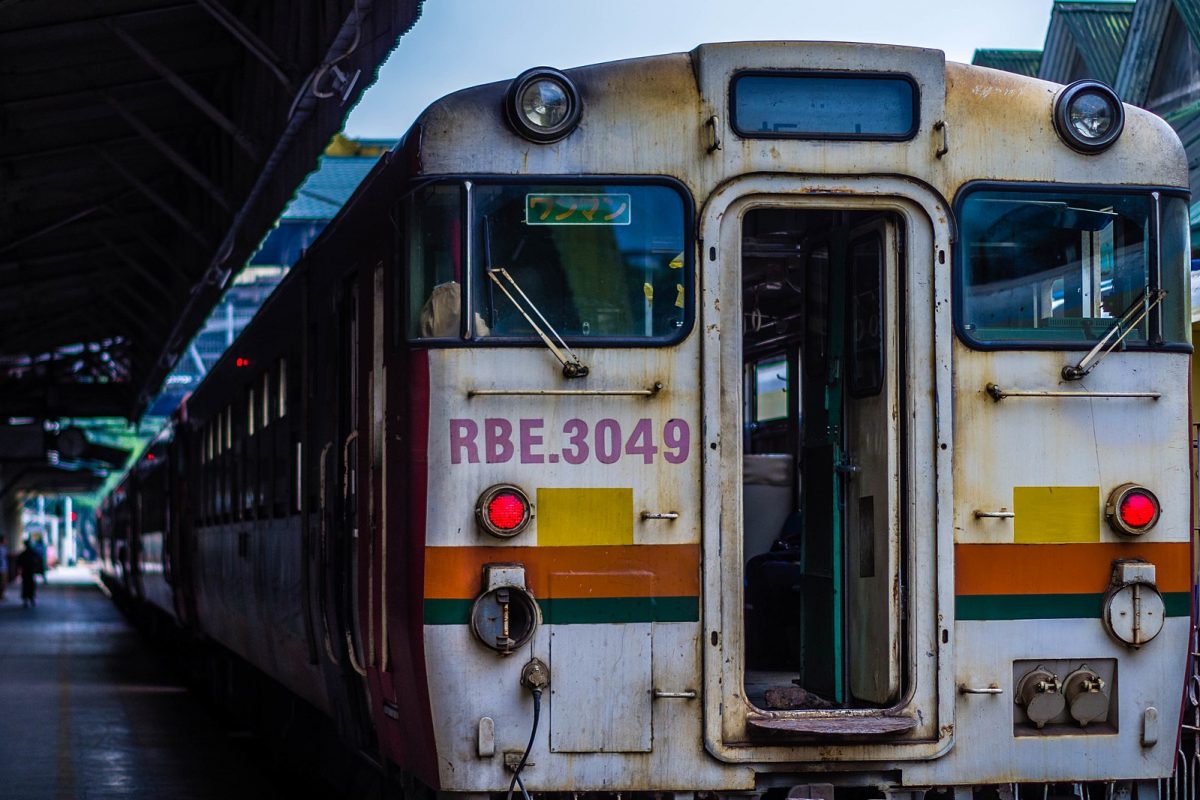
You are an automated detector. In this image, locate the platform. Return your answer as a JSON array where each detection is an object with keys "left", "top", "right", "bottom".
[{"left": 0, "top": 568, "right": 332, "bottom": 799}]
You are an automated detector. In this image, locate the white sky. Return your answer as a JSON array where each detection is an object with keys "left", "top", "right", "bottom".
[{"left": 344, "top": 0, "right": 1056, "bottom": 138}]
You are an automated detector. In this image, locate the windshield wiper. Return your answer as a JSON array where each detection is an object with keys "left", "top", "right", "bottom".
[
  {"left": 487, "top": 268, "right": 589, "bottom": 378},
  {"left": 1061, "top": 289, "right": 1166, "bottom": 381}
]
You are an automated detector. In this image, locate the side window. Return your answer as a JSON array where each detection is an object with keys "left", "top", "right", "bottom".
[
  {"left": 753, "top": 357, "right": 789, "bottom": 423},
  {"left": 406, "top": 185, "right": 463, "bottom": 339}
]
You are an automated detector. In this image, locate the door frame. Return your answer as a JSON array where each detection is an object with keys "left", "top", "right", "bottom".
[{"left": 698, "top": 174, "right": 954, "bottom": 763}]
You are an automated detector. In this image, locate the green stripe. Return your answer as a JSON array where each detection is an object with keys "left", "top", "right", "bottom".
[
  {"left": 424, "top": 596, "right": 699, "bottom": 625},
  {"left": 957, "top": 592, "right": 1191, "bottom": 621}
]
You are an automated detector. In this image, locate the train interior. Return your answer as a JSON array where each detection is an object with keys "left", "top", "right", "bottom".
[{"left": 740, "top": 207, "right": 905, "bottom": 712}]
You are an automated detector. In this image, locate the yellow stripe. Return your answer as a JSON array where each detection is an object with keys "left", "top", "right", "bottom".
[
  {"left": 536, "top": 488, "right": 632, "bottom": 546},
  {"left": 1013, "top": 486, "right": 1099, "bottom": 543}
]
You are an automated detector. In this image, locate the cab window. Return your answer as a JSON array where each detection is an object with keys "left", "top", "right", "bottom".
[{"left": 957, "top": 187, "right": 1189, "bottom": 348}]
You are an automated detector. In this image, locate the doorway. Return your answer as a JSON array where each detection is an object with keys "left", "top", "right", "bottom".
[{"left": 739, "top": 207, "right": 904, "bottom": 711}]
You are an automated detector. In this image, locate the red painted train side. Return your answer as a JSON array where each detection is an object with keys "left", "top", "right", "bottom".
[{"left": 98, "top": 142, "right": 443, "bottom": 783}]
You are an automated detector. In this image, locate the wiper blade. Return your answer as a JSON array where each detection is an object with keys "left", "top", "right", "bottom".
[
  {"left": 487, "top": 268, "right": 589, "bottom": 379},
  {"left": 1061, "top": 289, "right": 1166, "bottom": 381}
]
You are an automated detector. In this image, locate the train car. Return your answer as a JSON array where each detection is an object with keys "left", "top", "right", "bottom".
[
  {"left": 105, "top": 42, "right": 1195, "bottom": 799},
  {"left": 97, "top": 432, "right": 177, "bottom": 623}
]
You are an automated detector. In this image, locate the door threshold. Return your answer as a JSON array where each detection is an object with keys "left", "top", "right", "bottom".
[{"left": 747, "top": 713, "right": 917, "bottom": 736}]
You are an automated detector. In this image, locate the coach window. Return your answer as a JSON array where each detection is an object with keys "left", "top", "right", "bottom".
[
  {"left": 957, "top": 187, "right": 1190, "bottom": 348},
  {"left": 277, "top": 358, "right": 287, "bottom": 418},
  {"left": 262, "top": 372, "right": 271, "bottom": 426},
  {"left": 248, "top": 387, "right": 256, "bottom": 436}
]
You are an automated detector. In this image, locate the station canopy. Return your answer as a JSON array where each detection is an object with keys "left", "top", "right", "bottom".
[{"left": 0, "top": 0, "right": 422, "bottom": 420}]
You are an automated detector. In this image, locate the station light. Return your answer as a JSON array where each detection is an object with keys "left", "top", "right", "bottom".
[
  {"left": 1053, "top": 80, "right": 1124, "bottom": 154},
  {"left": 475, "top": 483, "right": 532, "bottom": 538},
  {"left": 504, "top": 67, "right": 582, "bottom": 144}
]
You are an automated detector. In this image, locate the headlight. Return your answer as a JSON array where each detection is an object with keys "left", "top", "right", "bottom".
[
  {"left": 504, "top": 67, "right": 582, "bottom": 143},
  {"left": 1053, "top": 80, "right": 1124, "bottom": 154}
]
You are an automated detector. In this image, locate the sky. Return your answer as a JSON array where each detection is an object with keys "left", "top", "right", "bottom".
[{"left": 344, "top": 0, "right": 1056, "bottom": 138}]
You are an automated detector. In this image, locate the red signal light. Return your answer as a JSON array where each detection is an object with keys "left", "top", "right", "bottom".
[
  {"left": 1119, "top": 492, "right": 1156, "bottom": 529},
  {"left": 1105, "top": 483, "right": 1160, "bottom": 536},
  {"left": 235, "top": 357, "right": 250, "bottom": 368},
  {"left": 487, "top": 493, "right": 527, "bottom": 531},
  {"left": 475, "top": 484, "right": 532, "bottom": 538}
]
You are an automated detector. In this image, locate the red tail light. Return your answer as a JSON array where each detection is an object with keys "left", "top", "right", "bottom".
[
  {"left": 487, "top": 493, "right": 526, "bottom": 530},
  {"left": 1106, "top": 484, "right": 1160, "bottom": 535},
  {"left": 476, "top": 484, "right": 532, "bottom": 538}
]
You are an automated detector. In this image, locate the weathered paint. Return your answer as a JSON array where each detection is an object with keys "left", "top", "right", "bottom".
[{"left": 405, "top": 40, "right": 1192, "bottom": 795}]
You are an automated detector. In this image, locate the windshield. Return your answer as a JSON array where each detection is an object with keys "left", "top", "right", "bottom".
[
  {"left": 404, "top": 181, "right": 689, "bottom": 343},
  {"left": 957, "top": 188, "right": 1189, "bottom": 347},
  {"left": 472, "top": 183, "right": 689, "bottom": 341}
]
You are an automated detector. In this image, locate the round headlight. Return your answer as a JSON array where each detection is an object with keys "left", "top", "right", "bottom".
[
  {"left": 1053, "top": 80, "right": 1124, "bottom": 154},
  {"left": 504, "top": 67, "right": 581, "bottom": 143}
]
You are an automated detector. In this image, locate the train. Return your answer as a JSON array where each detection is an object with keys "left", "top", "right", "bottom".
[{"left": 97, "top": 41, "right": 1196, "bottom": 800}]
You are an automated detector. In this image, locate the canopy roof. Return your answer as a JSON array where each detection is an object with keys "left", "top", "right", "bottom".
[{"left": 0, "top": 0, "right": 422, "bottom": 420}]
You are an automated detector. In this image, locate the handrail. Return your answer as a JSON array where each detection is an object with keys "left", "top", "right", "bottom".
[
  {"left": 986, "top": 383, "right": 1160, "bottom": 402},
  {"left": 468, "top": 382, "right": 663, "bottom": 398}
]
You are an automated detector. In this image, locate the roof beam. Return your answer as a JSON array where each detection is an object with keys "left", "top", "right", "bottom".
[
  {"left": 103, "top": 19, "right": 261, "bottom": 161},
  {"left": 102, "top": 207, "right": 192, "bottom": 284},
  {"left": 95, "top": 232, "right": 177, "bottom": 307},
  {"left": 0, "top": 3, "right": 195, "bottom": 43},
  {"left": 100, "top": 91, "right": 233, "bottom": 212},
  {"left": 0, "top": 382, "right": 137, "bottom": 421},
  {"left": 195, "top": 0, "right": 294, "bottom": 91},
  {"left": 95, "top": 148, "right": 210, "bottom": 247},
  {"left": 0, "top": 204, "right": 106, "bottom": 256}
]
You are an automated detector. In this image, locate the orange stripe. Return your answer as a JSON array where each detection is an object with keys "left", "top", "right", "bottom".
[
  {"left": 956, "top": 542, "right": 1191, "bottom": 596},
  {"left": 425, "top": 544, "right": 700, "bottom": 600}
]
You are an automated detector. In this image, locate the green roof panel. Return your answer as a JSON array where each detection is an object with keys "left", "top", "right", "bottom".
[{"left": 972, "top": 49, "right": 1044, "bottom": 76}]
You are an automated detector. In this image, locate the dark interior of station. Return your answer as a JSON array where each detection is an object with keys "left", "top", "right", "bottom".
[
  {"left": 0, "top": 0, "right": 420, "bottom": 536},
  {"left": 0, "top": 2, "right": 421, "bottom": 796}
]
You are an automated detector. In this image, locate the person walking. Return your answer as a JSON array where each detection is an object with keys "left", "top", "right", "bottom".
[
  {"left": 31, "top": 532, "right": 48, "bottom": 584},
  {"left": 16, "top": 539, "right": 42, "bottom": 608},
  {"left": 0, "top": 536, "right": 8, "bottom": 601}
]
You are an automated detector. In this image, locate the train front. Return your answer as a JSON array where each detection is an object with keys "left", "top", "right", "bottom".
[{"left": 397, "top": 42, "right": 1194, "bottom": 800}]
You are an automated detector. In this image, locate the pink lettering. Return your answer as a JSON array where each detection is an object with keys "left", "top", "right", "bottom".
[
  {"left": 520, "top": 418, "right": 545, "bottom": 464},
  {"left": 449, "top": 419, "right": 479, "bottom": 464},
  {"left": 485, "top": 418, "right": 515, "bottom": 463}
]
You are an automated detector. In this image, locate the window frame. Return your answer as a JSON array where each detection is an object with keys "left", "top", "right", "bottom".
[
  {"left": 952, "top": 181, "right": 1192, "bottom": 353},
  {"left": 402, "top": 175, "right": 697, "bottom": 348}
]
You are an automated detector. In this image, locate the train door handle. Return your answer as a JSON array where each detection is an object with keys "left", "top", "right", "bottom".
[{"left": 342, "top": 429, "right": 358, "bottom": 500}]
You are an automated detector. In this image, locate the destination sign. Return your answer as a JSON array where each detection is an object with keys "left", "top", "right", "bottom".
[{"left": 525, "top": 193, "right": 631, "bottom": 226}]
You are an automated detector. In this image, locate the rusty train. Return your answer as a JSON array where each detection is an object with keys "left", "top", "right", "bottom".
[{"left": 98, "top": 41, "right": 1196, "bottom": 800}]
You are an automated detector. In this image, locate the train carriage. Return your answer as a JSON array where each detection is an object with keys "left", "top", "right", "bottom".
[{"left": 101, "top": 41, "right": 1194, "bottom": 800}]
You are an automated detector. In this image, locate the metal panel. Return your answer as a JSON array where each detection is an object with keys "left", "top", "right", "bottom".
[{"left": 549, "top": 623, "right": 652, "bottom": 753}]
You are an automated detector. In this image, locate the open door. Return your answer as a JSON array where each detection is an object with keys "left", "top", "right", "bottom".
[
  {"left": 702, "top": 177, "right": 949, "bottom": 760},
  {"left": 738, "top": 207, "right": 902, "bottom": 711},
  {"left": 843, "top": 219, "right": 901, "bottom": 705}
]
